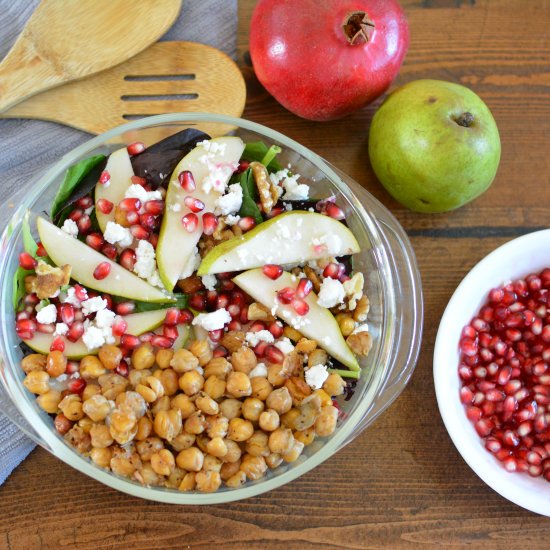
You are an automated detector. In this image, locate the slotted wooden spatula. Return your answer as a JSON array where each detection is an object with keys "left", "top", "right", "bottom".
[
  {"left": 0, "top": 0, "right": 182, "bottom": 112},
  {"left": 2, "top": 42, "right": 246, "bottom": 139}
]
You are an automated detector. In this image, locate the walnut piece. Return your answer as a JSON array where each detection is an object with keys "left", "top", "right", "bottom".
[
  {"left": 250, "top": 161, "right": 278, "bottom": 214},
  {"left": 346, "top": 331, "right": 373, "bottom": 357},
  {"left": 177, "top": 275, "right": 204, "bottom": 294},
  {"left": 343, "top": 272, "right": 364, "bottom": 311},
  {"left": 29, "top": 261, "right": 71, "bottom": 299}
]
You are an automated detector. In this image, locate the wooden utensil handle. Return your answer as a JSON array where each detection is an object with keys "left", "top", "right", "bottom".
[{"left": 0, "top": 35, "right": 64, "bottom": 113}]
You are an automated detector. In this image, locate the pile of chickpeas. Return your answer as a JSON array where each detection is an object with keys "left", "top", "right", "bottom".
[{"left": 21, "top": 330, "right": 346, "bottom": 492}]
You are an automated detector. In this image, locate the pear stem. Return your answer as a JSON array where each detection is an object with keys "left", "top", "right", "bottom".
[
  {"left": 342, "top": 11, "right": 375, "bottom": 45},
  {"left": 455, "top": 112, "right": 475, "bottom": 127}
]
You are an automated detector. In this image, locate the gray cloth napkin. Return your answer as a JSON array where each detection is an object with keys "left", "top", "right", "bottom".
[{"left": 0, "top": 0, "right": 237, "bottom": 485}]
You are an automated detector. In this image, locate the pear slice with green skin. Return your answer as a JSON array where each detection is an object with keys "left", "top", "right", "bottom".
[
  {"left": 94, "top": 147, "right": 134, "bottom": 232},
  {"left": 22, "top": 309, "right": 167, "bottom": 359},
  {"left": 198, "top": 211, "right": 360, "bottom": 275},
  {"left": 156, "top": 136, "right": 245, "bottom": 291},
  {"left": 233, "top": 269, "right": 360, "bottom": 372},
  {"left": 37, "top": 216, "right": 172, "bottom": 303}
]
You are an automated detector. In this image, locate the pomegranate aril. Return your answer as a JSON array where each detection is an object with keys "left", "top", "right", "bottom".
[
  {"left": 181, "top": 213, "right": 199, "bottom": 232},
  {"left": 184, "top": 196, "right": 205, "bottom": 213},
  {"left": 67, "top": 322, "right": 84, "bottom": 342},
  {"left": 266, "top": 206, "right": 284, "bottom": 219},
  {"left": 179, "top": 309, "right": 194, "bottom": 325},
  {"left": 228, "top": 320, "right": 242, "bottom": 331},
  {"left": 119, "top": 248, "right": 137, "bottom": 271},
  {"left": 93, "top": 261, "right": 111, "bottom": 280},
  {"left": 119, "top": 198, "right": 141, "bottom": 212},
  {"left": 458, "top": 365, "right": 473, "bottom": 381},
  {"left": 202, "top": 212, "right": 219, "bottom": 235},
  {"left": 163, "top": 325, "right": 179, "bottom": 340},
  {"left": 227, "top": 304, "right": 241, "bottom": 319},
  {"left": 111, "top": 316, "right": 128, "bottom": 337},
  {"left": 126, "top": 210, "right": 139, "bottom": 225},
  {"left": 19, "top": 252, "right": 37, "bottom": 270},
  {"left": 164, "top": 308, "right": 180, "bottom": 326},
  {"left": 129, "top": 225, "right": 148, "bottom": 240},
  {"left": 249, "top": 321, "right": 267, "bottom": 333},
  {"left": 97, "top": 198, "right": 114, "bottom": 214},
  {"left": 115, "top": 301, "right": 135, "bottom": 315},
  {"left": 325, "top": 203, "right": 345, "bottom": 220},
  {"left": 460, "top": 338, "right": 478, "bottom": 357},
  {"left": 489, "top": 288, "right": 505, "bottom": 303},
  {"left": 323, "top": 262, "right": 345, "bottom": 280},
  {"left": 149, "top": 233, "right": 159, "bottom": 249},
  {"left": 178, "top": 170, "right": 196, "bottom": 191},
  {"left": 460, "top": 386, "right": 474, "bottom": 404},
  {"left": 85, "top": 232, "right": 104, "bottom": 250},
  {"left": 99, "top": 170, "right": 110, "bottom": 185},
  {"left": 127, "top": 141, "right": 146, "bottom": 155},
  {"left": 263, "top": 264, "right": 283, "bottom": 280},
  {"left": 208, "top": 330, "right": 223, "bottom": 343},
  {"left": 475, "top": 419, "right": 494, "bottom": 437},
  {"left": 120, "top": 334, "right": 140, "bottom": 349},
  {"left": 269, "top": 321, "right": 284, "bottom": 339},
  {"left": 36, "top": 242, "right": 47, "bottom": 257},
  {"left": 50, "top": 336, "right": 65, "bottom": 352},
  {"left": 60, "top": 304, "right": 75, "bottom": 325},
  {"left": 216, "top": 293, "right": 230, "bottom": 310},
  {"left": 485, "top": 438, "right": 502, "bottom": 453},
  {"left": 528, "top": 464, "right": 543, "bottom": 477},
  {"left": 144, "top": 199, "right": 164, "bottom": 215},
  {"left": 296, "top": 278, "right": 313, "bottom": 299},
  {"left": 254, "top": 341, "right": 268, "bottom": 358},
  {"left": 188, "top": 293, "right": 206, "bottom": 311},
  {"left": 140, "top": 213, "right": 157, "bottom": 231},
  {"left": 277, "top": 287, "right": 295, "bottom": 305},
  {"left": 213, "top": 345, "right": 229, "bottom": 358},
  {"left": 131, "top": 175, "right": 147, "bottom": 186},
  {"left": 139, "top": 331, "right": 154, "bottom": 343},
  {"left": 237, "top": 216, "right": 256, "bottom": 232},
  {"left": 115, "top": 361, "right": 130, "bottom": 377},
  {"left": 503, "top": 457, "right": 518, "bottom": 472},
  {"left": 68, "top": 378, "right": 86, "bottom": 395},
  {"left": 101, "top": 243, "right": 117, "bottom": 260},
  {"left": 466, "top": 406, "right": 482, "bottom": 422},
  {"left": 265, "top": 345, "right": 284, "bottom": 364},
  {"left": 292, "top": 298, "right": 309, "bottom": 316}
]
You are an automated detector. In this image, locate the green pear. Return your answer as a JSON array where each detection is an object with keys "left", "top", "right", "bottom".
[
  {"left": 198, "top": 211, "right": 360, "bottom": 275},
  {"left": 368, "top": 79, "right": 501, "bottom": 213}
]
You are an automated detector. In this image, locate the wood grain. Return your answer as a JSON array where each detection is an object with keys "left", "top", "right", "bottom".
[
  {"left": 1, "top": 0, "right": 550, "bottom": 548},
  {"left": 0, "top": 0, "right": 182, "bottom": 112},
  {"left": 2, "top": 41, "right": 246, "bottom": 139}
]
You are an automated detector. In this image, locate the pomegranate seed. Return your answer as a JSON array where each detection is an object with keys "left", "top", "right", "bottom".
[
  {"left": 325, "top": 203, "right": 345, "bottom": 220},
  {"left": 475, "top": 419, "right": 494, "bottom": 437},
  {"left": 149, "top": 233, "right": 159, "bottom": 248},
  {"left": 119, "top": 198, "right": 141, "bottom": 212},
  {"left": 485, "top": 438, "right": 502, "bottom": 453},
  {"left": 460, "top": 338, "right": 478, "bottom": 357},
  {"left": 237, "top": 160, "right": 250, "bottom": 173},
  {"left": 228, "top": 320, "right": 242, "bottom": 331},
  {"left": 323, "top": 262, "right": 345, "bottom": 280},
  {"left": 96, "top": 198, "right": 114, "bottom": 214},
  {"left": 266, "top": 206, "right": 284, "bottom": 219},
  {"left": 36, "top": 323, "right": 55, "bottom": 334},
  {"left": 179, "top": 309, "right": 194, "bottom": 324},
  {"left": 213, "top": 345, "right": 228, "bottom": 358},
  {"left": 249, "top": 321, "right": 267, "bottom": 333},
  {"left": 163, "top": 325, "right": 179, "bottom": 339},
  {"left": 164, "top": 308, "right": 180, "bottom": 326},
  {"left": 144, "top": 199, "right": 164, "bottom": 215},
  {"left": 296, "top": 278, "right": 313, "bottom": 299},
  {"left": 131, "top": 175, "right": 147, "bottom": 186},
  {"left": 139, "top": 331, "right": 153, "bottom": 343},
  {"left": 99, "top": 170, "right": 110, "bottom": 185},
  {"left": 115, "top": 361, "right": 130, "bottom": 377},
  {"left": 237, "top": 216, "right": 256, "bottom": 232},
  {"left": 518, "top": 421, "right": 533, "bottom": 437},
  {"left": 16, "top": 318, "right": 36, "bottom": 334},
  {"left": 208, "top": 330, "right": 223, "bottom": 343},
  {"left": 269, "top": 321, "right": 284, "bottom": 339},
  {"left": 36, "top": 242, "right": 47, "bottom": 257},
  {"left": 458, "top": 365, "right": 473, "bottom": 381},
  {"left": 115, "top": 301, "right": 135, "bottom": 315},
  {"left": 16, "top": 311, "right": 30, "bottom": 321},
  {"left": 230, "top": 289, "right": 245, "bottom": 305},
  {"left": 473, "top": 366, "right": 487, "bottom": 379},
  {"left": 262, "top": 264, "right": 283, "bottom": 280},
  {"left": 254, "top": 341, "right": 269, "bottom": 358},
  {"left": 183, "top": 196, "right": 205, "bottom": 213},
  {"left": 127, "top": 141, "right": 146, "bottom": 155},
  {"left": 277, "top": 287, "right": 295, "bottom": 305},
  {"left": 112, "top": 316, "right": 128, "bottom": 337},
  {"left": 472, "top": 318, "right": 489, "bottom": 332},
  {"left": 130, "top": 225, "right": 149, "bottom": 240},
  {"left": 67, "top": 322, "right": 84, "bottom": 342},
  {"left": 202, "top": 212, "right": 219, "bottom": 235},
  {"left": 101, "top": 243, "right": 117, "bottom": 260},
  {"left": 503, "top": 457, "right": 518, "bottom": 472},
  {"left": 227, "top": 304, "right": 241, "bottom": 319},
  {"left": 50, "top": 336, "right": 65, "bottom": 352},
  {"left": 76, "top": 195, "right": 93, "bottom": 209},
  {"left": 120, "top": 334, "right": 140, "bottom": 349},
  {"left": 466, "top": 406, "right": 483, "bottom": 422},
  {"left": 68, "top": 378, "right": 86, "bottom": 395},
  {"left": 85, "top": 232, "right": 104, "bottom": 250},
  {"left": 460, "top": 386, "right": 474, "bottom": 404},
  {"left": 19, "top": 252, "right": 37, "bottom": 270},
  {"left": 126, "top": 211, "right": 139, "bottom": 225},
  {"left": 188, "top": 293, "right": 206, "bottom": 311},
  {"left": 140, "top": 213, "right": 157, "bottom": 231},
  {"left": 76, "top": 214, "right": 91, "bottom": 233},
  {"left": 216, "top": 293, "right": 230, "bottom": 310},
  {"left": 119, "top": 248, "right": 136, "bottom": 271},
  {"left": 503, "top": 430, "right": 520, "bottom": 447},
  {"left": 292, "top": 298, "right": 309, "bottom": 316},
  {"left": 178, "top": 170, "right": 196, "bottom": 191},
  {"left": 181, "top": 213, "right": 199, "bottom": 232},
  {"left": 60, "top": 304, "right": 75, "bottom": 325},
  {"left": 265, "top": 345, "right": 284, "bottom": 364},
  {"left": 93, "top": 261, "right": 111, "bottom": 280},
  {"left": 68, "top": 208, "right": 83, "bottom": 222}
]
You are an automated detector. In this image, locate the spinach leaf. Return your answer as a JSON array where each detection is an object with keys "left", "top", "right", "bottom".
[
  {"left": 51, "top": 154, "right": 106, "bottom": 223},
  {"left": 123, "top": 294, "right": 188, "bottom": 313},
  {"left": 21, "top": 211, "right": 38, "bottom": 257},
  {"left": 242, "top": 141, "right": 282, "bottom": 172},
  {"left": 237, "top": 169, "right": 263, "bottom": 224}
]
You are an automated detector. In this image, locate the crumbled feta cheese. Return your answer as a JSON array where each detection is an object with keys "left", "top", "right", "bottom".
[
  {"left": 148, "top": 269, "right": 164, "bottom": 289},
  {"left": 284, "top": 202, "right": 293, "bottom": 211},
  {"left": 245, "top": 330, "right": 274, "bottom": 347},
  {"left": 82, "top": 325, "right": 106, "bottom": 350},
  {"left": 197, "top": 140, "right": 226, "bottom": 156},
  {"left": 95, "top": 308, "right": 115, "bottom": 328},
  {"left": 82, "top": 296, "right": 107, "bottom": 316},
  {"left": 133, "top": 239, "right": 156, "bottom": 280},
  {"left": 84, "top": 206, "right": 94, "bottom": 215},
  {"left": 55, "top": 323, "right": 69, "bottom": 336},
  {"left": 202, "top": 163, "right": 234, "bottom": 195},
  {"left": 304, "top": 364, "right": 329, "bottom": 389},
  {"left": 36, "top": 304, "right": 57, "bottom": 324},
  {"left": 311, "top": 234, "right": 342, "bottom": 255},
  {"left": 224, "top": 214, "right": 240, "bottom": 226},
  {"left": 61, "top": 219, "right": 78, "bottom": 238},
  {"left": 317, "top": 278, "right": 346, "bottom": 308},
  {"left": 214, "top": 183, "right": 243, "bottom": 215},
  {"left": 180, "top": 246, "right": 201, "bottom": 279},
  {"left": 62, "top": 287, "right": 84, "bottom": 307},
  {"left": 270, "top": 169, "right": 309, "bottom": 200},
  {"left": 124, "top": 184, "right": 162, "bottom": 213},
  {"left": 103, "top": 221, "right": 133, "bottom": 247},
  {"left": 249, "top": 362, "right": 268, "bottom": 378},
  {"left": 274, "top": 337, "right": 294, "bottom": 355},
  {"left": 192, "top": 308, "right": 231, "bottom": 331},
  {"left": 201, "top": 274, "right": 217, "bottom": 291}
]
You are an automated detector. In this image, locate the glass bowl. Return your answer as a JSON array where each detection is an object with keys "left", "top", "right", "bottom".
[{"left": 0, "top": 113, "right": 423, "bottom": 504}]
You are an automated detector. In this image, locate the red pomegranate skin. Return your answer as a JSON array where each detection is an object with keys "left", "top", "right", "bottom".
[{"left": 249, "top": 0, "right": 410, "bottom": 121}]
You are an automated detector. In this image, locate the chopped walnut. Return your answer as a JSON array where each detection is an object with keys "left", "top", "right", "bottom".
[
  {"left": 221, "top": 331, "right": 246, "bottom": 353},
  {"left": 247, "top": 302, "right": 274, "bottom": 322},
  {"left": 28, "top": 261, "right": 71, "bottom": 299},
  {"left": 250, "top": 161, "right": 278, "bottom": 214},
  {"left": 212, "top": 217, "right": 227, "bottom": 241},
  {"left": 346, "top": 331, "right": 372, "bottom": 357},
  {"left": 303, "top": 266, "right": 321, "bottom": 294},
  {"left": 284, "top": 376, "right": 312, "bottom": 406},
  {"left": 198, "top": 235, "right": 217, "bottom": 257},
  {"left": 280, "top": 350, "right": 302, "bottom": 378},
  {"left": 353, "top": 295, "right": 370, "bottom": 322},
  {"left": 343, "top": 272, "right": 364, "bottom": 311},
  {"left": 177, "top": 275, "right": 204, "bottom": 294}
]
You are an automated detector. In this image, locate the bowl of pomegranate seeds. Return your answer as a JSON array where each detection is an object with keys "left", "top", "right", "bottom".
[
  {"left": 0, "top": 113, "right": 422, "bottom": 503},
  {"left": 434, "top": 229, "right": 550, "bottom": 516}
]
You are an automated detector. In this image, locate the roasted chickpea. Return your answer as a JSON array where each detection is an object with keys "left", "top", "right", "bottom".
[
  {"left": 171, "top": 432, "right": 196, "bottom": 452},
  {"left": 178, "top": 472, "right": 197, "bottom": 491},
  {"left": 155, "top": 348, "right": 174, "bottom": 369},
  {"left": 154, "top": 409, "right": 182, "bottom": 441},
  {"left": 98, "top": 344, "right": 122, "bottom": 370},
  {"left": 267, "top": 364, "right": 286, "bottom": 387},
  {"left": 251, "top": 377, "right": 272, "bottom": 401},
  {"left": 90, "top": 424, "right": 114, "bottom": 448},
  {"left": 160, "top": 368, "right": 179, "bottom": 396},
  {"left": 206, "top": 414, "right": 229, "bottom": 439},
  {"left": 195, "top": 392, "right": 219, "bottom": 415},
  {"left": 245, "top": 431, "right": 269, "bottom": 457},
  {"left": 59, "top": 394, "right": 84, "bottom": 421},
  {"left": 36, "top": 390, "right": 62, "bottom": 413},
  {"left": 258, "top": 409, "right": 280, "bottom": 432},
  {"left": 110, "top": 445, "right": 142, "bottom": 477},
  {"left": 203, "top": 357, "right": 231, "bottom": 379},
  {"left": 90, "top": 446, "right": 112, "bottom": 468},
  {"left": 116, "top": 391, "right": 147, "bottom": 418},
  {"left": 227, "top": 418, "right": 254, "bottom": 442},
  {"left": 241, "top": 397, "right": 265, "bottom": 422},
  {"left": 150, "top": 449, "right": 175, "bottom": 476},
  {"left": 54, "top": 413, "right": 73, "bottom": 435},
  {"left": 132, "top": 343, "right": 155, "bottom": 371},
  {"left": 240, "top": 454, "right": 267, "bottom": 480},
  {"left": 265, "top": 453, "right": 283, "bottom": 469},
  {"left": 281, "top": 408, "right": 301, "bottom": 430},
  {"left": 170, "top": 348, "right": 199, "bottom": 373},
  {"left": 266, "top": 387, "right": 292, "bottom": 415},
  {"left": 80, "top": 355, "right": 107, "bottom": 379},
  {"left": 64, "top": 425, "right": 91, "bottom": 454},
  {"left": 135, "top": 416, "right": 153, "bottom": 441},
  {"left": 268, "top": 427, "right": 294, "bottom": 455},
  {"left": 225, "top": 470, "right": 247, "bottom": 488},
  {"left": 98, "top": 373, "right": 128, "bottom": 400},
  {"left": 23, "top": 370, "right": 50, "bottom": 395},
  {"left": 315, "top": 405, "right": 338, "bottom": 437},
  {"left": 231, "top": 346, "right": 257, "bottom": 374},
  {"left": 195, "top": 470, "right": 221, "bottom": 492},
  {"left": 171, "top": 393, "right": 196, "bottom": 419},
  {"left": 176, "top": 447, "right": 204, "bottom": 472},
  {"left": 135, "top": 463, "right": 164, "bottom": 486},
  {"left": 151, "top": 395, "right": 171, "bottom": 415},
  {"left": 206, "top": 436, "right": 228, "bottom": 458},
  {"left": 294, "top": 427, "right": 316, "bottom": 446},
  {"left": 203, "top": 375, "right": 225, "bottom": 400},
  {"left": 184, "top": 411, "right": 207, "bottom": 435},
  {"left": 313, "top": 388, "right": 333, "bottom": 407},
  {"left": 189, "top": 339, "right": 213, "bottom": 366},
  {"left": 166, "top": 466, "right": 187, "bottom": 489},
  {"left": 220, "top": 460, "right": 241, "bottom": 481},
  {"left": 82, "top": 394, "right": 112, "bottom": 422},
  {"left": 78, "top": 416, "right": 94, "bottom": 433},
  {"left": 322, "top": 373, "right": 346, "bottom": 396},
  {"left": 221, "top": 439, "right": 242, "bottom": 463},
  {"left": 46, "top": 350, "right": 67, "bottom": 377},
  {"left": 136, "top": 437, "right": 164, "bottom": 461},
  {"left": 21, "top": 353, "right": 47, "bottom": 373},
  {"left": 226, "top": 371, "right": 252, "bottom": 398},
  {"left": 283, "top": 439, "right": 305, "bottom": 463},
  {"left": 203, "top": 455, "right": 223, "bottom": 473},
  {"left": 82, "top": 383, "right": 101, "bottom": 402},
  {"left": 178, "top": 370, "right": 204, "bottom": 396},
  {"left": 219, "top": 398, "right": 242, "bottom": 420}
]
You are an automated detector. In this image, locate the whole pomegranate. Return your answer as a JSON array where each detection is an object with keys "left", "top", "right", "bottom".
[{"left": 249, "top": 0, "right": 409, "bottom": 121}]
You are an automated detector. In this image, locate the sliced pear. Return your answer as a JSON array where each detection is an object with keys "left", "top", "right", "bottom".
[
  {"left": 94, "top": 147, "right": 134, "bottom": 232},
  {"left": 156, "top": 136, "right": 245, "bottom": 291},
  {"left": 23, "top": 309, "right": 167, "bottom": 359},
  {"left": 37, "top": 217, "right": 172, "bottom": 303},
  {"left": 198, "top": 211, "right": 360, "bottom": 275},
  {"left": 233, "top": 269, "right": 360, "bottom": 372}
]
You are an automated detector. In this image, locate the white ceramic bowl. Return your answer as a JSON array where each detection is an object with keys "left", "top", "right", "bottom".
[{"left": 434, "top": 229, "right": 550, "bottom": 517}]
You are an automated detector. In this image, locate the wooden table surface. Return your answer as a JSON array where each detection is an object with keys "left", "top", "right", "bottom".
[{"left": 1, "top": 0, "right": 550, "bottom": 548}]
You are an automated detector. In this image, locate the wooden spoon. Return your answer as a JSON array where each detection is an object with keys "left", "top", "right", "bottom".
[
  {"left": 1, "top": 42, "right": 247, "bottom": 140},
  {"left": 0, "top": 0, "right": 182, "bottom": 112}
]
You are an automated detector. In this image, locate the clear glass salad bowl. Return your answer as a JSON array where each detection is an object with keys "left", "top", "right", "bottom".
[{"left": 0, "top": 113, "right": 423, "bottom": 503}]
